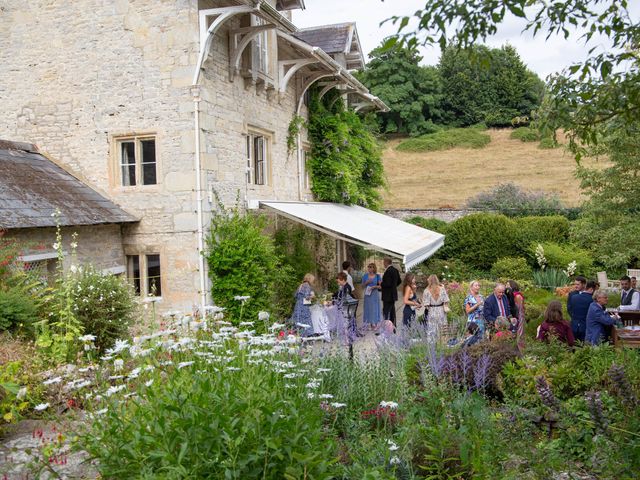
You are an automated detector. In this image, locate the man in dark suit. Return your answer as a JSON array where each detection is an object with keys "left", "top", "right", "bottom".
[
  {"left": 568, "top": 280, "right": 595, "bottom": 342},
  {"left": 483, "top": 283, "right": 511, "bottom": 331},
  {"left": 381, "top": 258, "right": 401, "bottom": 326},
  {"left": 567, "top": 276, "right": 586, "bottom": 319}
]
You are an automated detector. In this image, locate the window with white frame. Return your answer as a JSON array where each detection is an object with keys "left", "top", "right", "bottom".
[
  {"left": 116, "top": 136, "right": 157, "bottom": 187},
  {"left": 245, "top": 131, "right": 270, "bottom": 186},
  {"left": 251, "top": 15, "right": 269, "bottom": 76},
  {"left": 126, "top": 253, "right": 162, "bottom": 297}
]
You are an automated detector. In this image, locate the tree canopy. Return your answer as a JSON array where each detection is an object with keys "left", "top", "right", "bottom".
[
  {"left": 357, "top": 44, "right": 443, "bottom": 136},
  {"left": 384, "top": 0, "right": 639, "bottom": 149}
]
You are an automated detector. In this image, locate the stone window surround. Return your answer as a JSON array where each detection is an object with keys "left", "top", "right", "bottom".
[
  {"left": 245, "top": 125, "right": 274, "bottom": 188},
  {"left": 110, "top": 131, "right": 161, "bottom": 191},
  {"left": 124, "top": 246, "right": 164, "bottom": 299},
  {"left": 301, "top": 142, "right": 311, "bottom": 191}
]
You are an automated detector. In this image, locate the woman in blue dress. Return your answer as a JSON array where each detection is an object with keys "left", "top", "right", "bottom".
[
  {"left": 464, "top": 280, "right": 485, "bottom": 337},
  {"left": 290, "top": 273, "right": 315, "bottom": 336},
  {"left": 361, "top": 263, "right": 382, "bottom": 329}
]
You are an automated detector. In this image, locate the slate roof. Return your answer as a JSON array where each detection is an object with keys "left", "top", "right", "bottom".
[
  {"left": 294, "top": 22, "right": 355, "bottom": 55},
  {"left": 0, "top": 140, "right": 138, "bottom": 229}
]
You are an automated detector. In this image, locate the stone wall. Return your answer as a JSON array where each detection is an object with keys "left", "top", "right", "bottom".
[
  {"left": 0, "top": 0, "right": 313, "bottom": 311},
  {"left": 383, "top": 208, "right": 494, "bottom": 223},
  {"left": 5, "top": 224, "right": 126, "bottom": 273}
]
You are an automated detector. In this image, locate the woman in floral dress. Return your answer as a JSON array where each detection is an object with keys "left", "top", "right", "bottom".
[
  {"left": 361, "top": 263, "right": 382, "bottom": 329},
  {"left": 421, "top": 274, "right": 450, "bottom": 341},
  {"left": 290, "top": 273, "right": 315, "bottom": 336},
  {"left": 464, "top": 280, "right": 485, "bottom": 337}
]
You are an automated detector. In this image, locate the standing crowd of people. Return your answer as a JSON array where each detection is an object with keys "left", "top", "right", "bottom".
[{"left": 289, "top": 260, "right": 635, "bottom": 348}]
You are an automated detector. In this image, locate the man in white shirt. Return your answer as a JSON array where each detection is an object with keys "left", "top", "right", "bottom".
[
  {"left": 342, "top": 261, "right": 354, "bottom": 291},
  {"left": 618, "top": 275, "right": 640, "bottom": 310}
]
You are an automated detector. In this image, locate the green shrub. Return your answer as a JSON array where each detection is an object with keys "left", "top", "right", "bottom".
[
  {"left": 466, "top": 183, "right": 564, "bottom": 217},
  {"left": 491, "top": 257, "right": 532, "bottom": 281},
  {"left": 440, "top": 213, "right": 518, "bottom": 270},
  {"left": 0, "top": 288, "right": 38, "bottom": 333},
  {"left": 82, "top": 343, "right": 335, "bottom": 479},
  {"left": 539, "top": 137, "right": 560, "bottom": 149},
  {"left": 510, "top": 126, "right": 540, "bottom": 142},
  {"left": 533, "top": 242, "right": 594, "bottom": 276},
  {"left": 415, "top": 258, "right": 477, "bottom": 283},
  {"left": 68, "top": 266, "right": 137, "bottom": 353},
  {"left": 405, "top": 216, "right": 448, "bottom": 234},
  {"left": 516, "top": 215, "right": 570, "bottom": 251},
  {"left": 484, "top": 108, "right": 520, "bottom": 128},
  {"left": 396, "top": 127, "right": 491, "bottom": 152},
  {"left": 206, "top": 208, "right": 291, "bottom": 322}
]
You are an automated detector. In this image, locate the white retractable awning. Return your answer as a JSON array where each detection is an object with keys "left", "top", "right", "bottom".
[{"left": 260, "top": 201, "right": 445, "bottom": 269}]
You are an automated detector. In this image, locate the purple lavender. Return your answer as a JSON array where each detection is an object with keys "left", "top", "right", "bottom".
[
  {"left": 535, "top": 376, "right": 559, "bottom": 410},
  {"left": 473, "top": 354, "right": 492, "bottom": 393},
  {"left": 461, "top": 350, "right": 472, "bottom": 387},
  {"left": 586, "top": 391, "right": 608, "bottom": 434},
  {"left": 426, "top": 344, "right": 445, "bottom": 378}
]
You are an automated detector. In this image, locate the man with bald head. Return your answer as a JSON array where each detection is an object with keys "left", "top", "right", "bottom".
[{"left": 483, "top": 283, "right": 511, "bottom": 331}]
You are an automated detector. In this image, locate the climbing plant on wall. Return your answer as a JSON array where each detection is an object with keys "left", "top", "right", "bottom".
[{"left": 306, "top": 90, "right": 385, "bottom": 210}]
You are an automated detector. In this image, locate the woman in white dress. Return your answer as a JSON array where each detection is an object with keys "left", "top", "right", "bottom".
[{"left": 421, "top": 274, "right": 450, "bottom": 341}]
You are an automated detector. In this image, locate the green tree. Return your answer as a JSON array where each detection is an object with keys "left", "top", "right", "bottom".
[
  {"left": 571, "top": 121, "right": 640, "bottom": 269},
  {"left": 358, "top": 43, "right": 443, "bottom": 135},
  {"left": 439, "top": 44, "right": 544, "bottom": 126},
  {"left": 384, "top": 0, "right": 640, "bottom": 150}
]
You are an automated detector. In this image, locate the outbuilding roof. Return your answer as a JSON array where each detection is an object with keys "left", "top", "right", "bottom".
[
  {"left": 0, "top": 140, "right": 138, "bottom": 229},
  {"left": 294, "top": 22, "right": 365, "bottom": 70}
]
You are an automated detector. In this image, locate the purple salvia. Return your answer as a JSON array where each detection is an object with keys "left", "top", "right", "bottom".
[
  {"left": 535, "top": 376, "right": 559, "bottom": 410},
  {"left": 585, "top": 391, "right": 608, "bottom": 434},
  {"left": 608, "top": 364, "right": 638, "bottom": 407}
]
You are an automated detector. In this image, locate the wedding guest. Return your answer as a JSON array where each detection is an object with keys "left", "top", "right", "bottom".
[
  {"left": 567, "top": 276, "right": 586, "bottom": 318},
  {"left": 537, "top": 300, "right": 575, "bottom": 347},
  {"left": 483, "top": 283, "right": 511, "bottom": 331},
  {"left": 402, "top": 273, "right": 421, "bottom": 327},
  {"left": 462, "top": 322, "right": 483, "bottom": 348},
  {"left": 585, "top": 290, "right": 616, "bottom": 345},
  {"left": 381, "top": 258, "right": 402, "bottom": 325},
  {"left": 342, "top": 261, "right": 354, "bottom": 291},
  {"left": 618, "top": 275, "right": 640, "bottom": 310},
  {"left": 568, "top": 280, "right": 594, "bottom": 342},
  {"left": 422, "top": 274, "right": 450, "bottom": 339},
  {"left": 494, "top": 317, "right": 513, "bottom": 339},
  {"left": 291, "top": 273, "right": 315, "bottom": 336},
  {"left": 508, "top": 280, "right": 526, "bottom": 346},
  {"left": 632, "top": 277, "right": 638, "bottom": 290},
  {"left": 361, "top": 263, "right": 382, "bottom": 329},
  {"left": 465, "top": 281, "right": 485, "bottom": 336}
]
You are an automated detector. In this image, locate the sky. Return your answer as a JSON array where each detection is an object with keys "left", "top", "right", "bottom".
[{"left": 293, "top": 0, "right": 638, "bottom": 80}]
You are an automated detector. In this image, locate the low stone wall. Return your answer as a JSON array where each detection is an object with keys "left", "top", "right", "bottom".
[{"left": 383, "top": 208, "right": 493, "bottom": 223}]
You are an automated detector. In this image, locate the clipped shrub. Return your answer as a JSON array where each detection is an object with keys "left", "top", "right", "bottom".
[
  {"left": 466, "top": 183, "right": 564, "bottom": 217},
  {"left": 0, "top": 288, "right": 38, "bottom": 333},
  {"left": 68, "top": 266, "right": 137, "bottom": 353},
  {"left": 207, "top": 208, "right": 291, "bottom": 322},
  {"left": 510, "top": 126, "right": 539, "bottom": 142},
  {"left": 440, "top": 213, "right": 518, "bottom": 270},
  {"left": 516, "top": 215, "right": 570, "bottom": 250},
  {"left": 491, "top": 257, "right": 532, "bottom": 281},
  {"left": 396, "top": 127, "right": 491, "bottom": 152},
  {"left": 532, "top": 242, "right": 594, "bottom": 276},
  {"left": 405, "top": 216, "right": 448, "bottom": 234}
]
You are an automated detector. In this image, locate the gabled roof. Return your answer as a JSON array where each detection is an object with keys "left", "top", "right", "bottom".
[
  {"left": 0, "top": 140, "right": 138, "bottom": 229},
  {"left": 294, "top": 22, "right": 365, "bottom": 70}
]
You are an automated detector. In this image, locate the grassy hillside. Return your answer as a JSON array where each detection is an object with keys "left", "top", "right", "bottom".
[{"left": 381, "top": 128, "right": 601, "bottom": 209}]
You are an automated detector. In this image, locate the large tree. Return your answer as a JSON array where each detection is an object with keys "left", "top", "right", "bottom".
[
  {"left": 438, "top": 44, "right": 544, "bottom": 126},
  {"left": 357, "top": 43, "right": 443, "bottom": 136},
  {"left": 384, "top": 0, "right": 640, "bottom": 151}
]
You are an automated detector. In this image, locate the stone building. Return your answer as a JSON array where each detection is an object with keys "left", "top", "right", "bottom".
[
  {"left": 0, "top": 140, "right": 137, "bottom": 281},
  {"left": 0, "top": 0, "right": 396, "bottom": 311}
]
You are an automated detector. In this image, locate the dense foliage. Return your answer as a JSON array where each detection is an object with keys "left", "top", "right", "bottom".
[
  {"left": 465, "top": 183, "right": 565, "bottom": 217},
  {"left": 206, "top": 207, "right": 291, "bottom": 322},
  {"left": 491, "top": 256, "right": 532, "bottom": 281},
  {"left": 395, "top": 125, "right": 490, "bottom": 152},
  {"left": 405, "top": 216, "right": 448, "bottom": 234},
  {"left": 307, "top": 91, "right": 385, "bottom": 209},
  {"left": 438, "top": 44, "right": 545, "bottom": 127},
  {"left": 357, "top": 43, "right": 443, "bottom": 136},
  {"left": 0, "top": 288, "right": 38, "bottom": 334}
]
